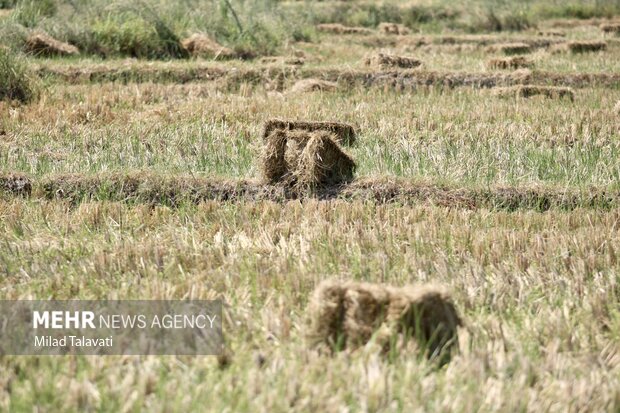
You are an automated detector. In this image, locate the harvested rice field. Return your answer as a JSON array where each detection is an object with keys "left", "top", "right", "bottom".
[{"left": 1, "top": 0, "right": 620, "bottom": 412}]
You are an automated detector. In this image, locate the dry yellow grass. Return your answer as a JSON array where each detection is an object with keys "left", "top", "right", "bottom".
[
  {"left": 486, "top": 42, "right": 532, "bottom": 55},
  {"left": 316, "top": 23, "right": 372, "bottom": 35},
  {"left": 262, "top": 119, "right": 357, "bottom": 146},
  {"left": 615, "top": 100, "right": 620, "bottom": 114},
  {"left": 181, "top": 34, "right": 236, "bottom": 59},
  {"left": 258, "top": 56, "right": 305, "bottom": 66},
  {"left": 493, "top": 84, "right": 575, "bottom": 101},
  {"left": 289, "top": 78, "right": 338, "bottom": 93},
  {"left": 306, "top": 280, "right": 461, "bottom": 358},
  {"left": 486, "top": 56, "right": 533, "bottom": 70},
  {"left": 364, "top": 52, "right": 422, "bottom": 69},
  {"left": 292, "top": 131, "right": 356, "bottom": 189},
  {"left": 24, "top": 32, "right": 79, "bottom": 56}
]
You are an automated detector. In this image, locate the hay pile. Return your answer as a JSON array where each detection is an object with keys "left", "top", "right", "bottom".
[
  {"left": 262, "top": 119, "right": 357, "bottom": 146},
  {"left": 493, "top": 85, "right": 575, "bottom": 101},
  {"left": 600, "top": 23, "right": 620, "bottom": 35},
  {"left": 261, "top": 129, "right": 355, "bottom": 189},
  {"left": 289, "top": 78, "right": 337, "bottom": 93},
  {"left": 181, "top": 34, "right": 236, "bottom": 59},
  {"left": 316, "top": 23, "right": 372, "bottom": 35},
  {"left": 486, "top": 56, "right": 533, "bottom": 70},
  {"left": 378, "top": 22, "right": 410, "bottom": 35},
  {"left": 486, "top": 43, "right": 531, "bottom": 55},
  {"left": 553, "top": 41, "right": 607, "bottom": 54},
  {"left": 24, "top": 33, "right": 79, "bottom": 57},
  {"left": 306, "top": 281, "right": 462, "bottom": 358},
  {"left": 364, "top": 53, "right": 422, "bottom": 69}
]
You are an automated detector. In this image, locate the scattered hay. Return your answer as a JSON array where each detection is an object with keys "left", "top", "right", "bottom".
[
  {"left": 486, "top": 43, "right": 532, "bottom": 55},
  {"left": 0, "top": 173, "right": 32, "bottom": 196},
  {"left": 554, "top": 41, "right": 608, "bottom": 54},
  {"left": 306, "top": 280, "right": 461, "bottom": 359},
  {"left": 537, "top": 30, "right": 565, "bottom": 37},
  {"left": 364, "top": 53, "right": 422, "bottom": 70},
  {"left": 614, "top": 100, "right": 620, "bottom": 115},
  {"left": 316, "top": 23, "right": 372, "bottom": 35},
  {"left": 259, "top": 56, "right": 305, "bottom": 66},
  {"left": 181, "top": 34, "right": 236, "bottom": 59},
  {"left": 601, "top": 23, "right": 620, "bottom": 35},
  {"left": 24, "top": 33, "right": 79, "bottom": 57},
  {"left": 493, "top": 85, "right": 575, "bottom": 101},
  {"left": 486, "top": 56, "right": 533, "bottom": 70},
  {"left": 378, "top": 22, "right": 410, "bottom": 35},
  {"left": 289, "top": 78, "right": 337, "bottom": 93},
  {"left": 261, "top": 129, "right": 355, "bottom": 189},
  {"left": 262, "top": 119, "right": 356, "bottom": 146}
]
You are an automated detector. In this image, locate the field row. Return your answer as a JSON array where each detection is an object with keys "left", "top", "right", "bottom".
[
  {"left": 1, "top": 171, "right": 620, "bottom": 211},
  {"left": 33, "top": 61, "right": 620, "bottom": 89},
  {"left": 0, "top": 197, "right": 618, "bottom": 410}
]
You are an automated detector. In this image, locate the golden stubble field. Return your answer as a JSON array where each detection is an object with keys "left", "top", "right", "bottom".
[{"left": 1, "top": 0, "right": 620, "bottom": 411}]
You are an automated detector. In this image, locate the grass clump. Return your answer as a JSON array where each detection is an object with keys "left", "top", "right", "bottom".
[
  {"left": 88, "top": 12, "right": 187, "bottom": 59},
  {"left": 0, "top": 48, "right": 39, "bottom": 103},
  {"left": 13, "top": 0, "right": 56, "bottom": 28}
]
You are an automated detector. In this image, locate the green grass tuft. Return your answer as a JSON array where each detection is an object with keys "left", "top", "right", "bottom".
[{"left": 0, "top": 48, "right": 39, "bottom": 103}]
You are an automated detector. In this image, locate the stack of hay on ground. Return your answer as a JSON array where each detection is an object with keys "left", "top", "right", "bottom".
[
  {"left": 600, "top": 23, "right": 620, "bottom": 35},
  {"left": 306, "top": 280, "right": 462, "bottom": 359},
  {"left": 289, "top": 79, "right": 338, "bottom": 93},
  {"left": 262, "top": 130, "right": 356, "bottom": 188},
  {"left": 24, "top": 32, "right": 79, "bottom": 56},
  {"left": 261, "top": 121, "right": 356, "bottom": 189},
  {"left": 486, "top": 43, "right": 531, "bottom": 55},
  {"left": 181, "top": 34, "right": 236, "bottom": 59},
  {"left": 378, "top": 22, "right": 410, "bottom": 35},
  {"left": 364, "top": 52, "right": 422, "bottom": 69},
  {"left": 486, "top": 56, "right": 533, "bottom": 70},
  {"left": 552, "top": 40, "right": 607, "bottom": 54},
  {"left": 316, "top": 23, "right": 372, "bottom": 35},
  {"left": 262, "top": 119, "right": 357, "bottom": 145},
  {"left": 493, "top": 85, "right": 575, "bottom": 101}
]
